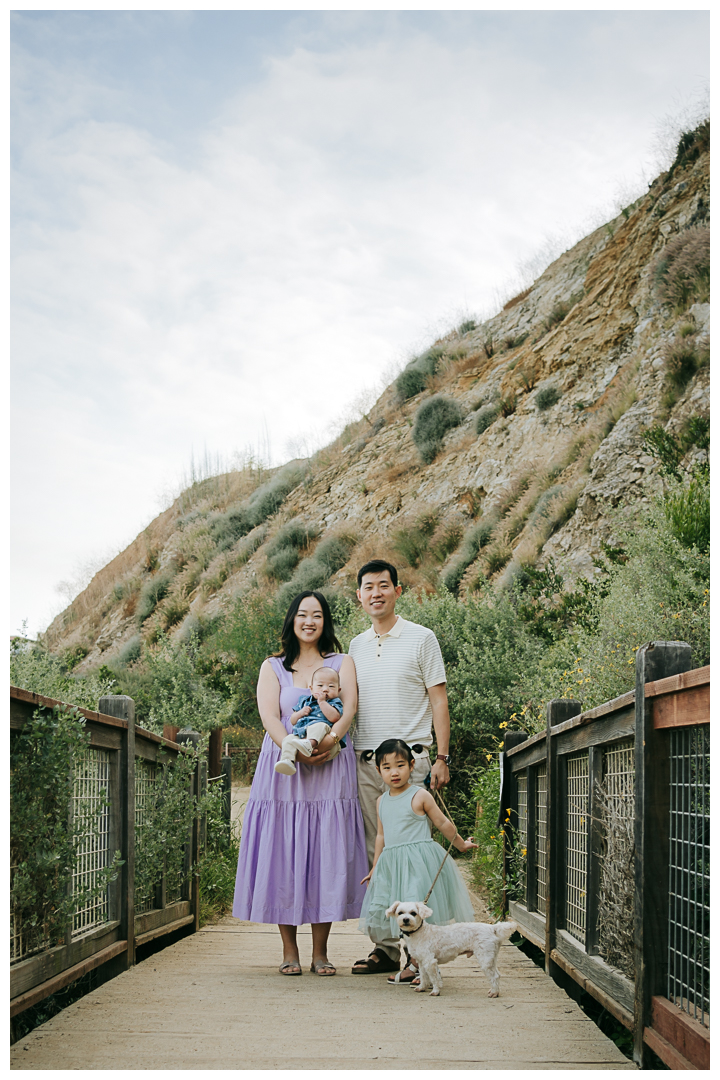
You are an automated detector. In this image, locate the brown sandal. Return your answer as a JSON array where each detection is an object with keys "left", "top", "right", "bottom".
[{"left": 352, "top": 950, "right": 400, "bottom": 975}]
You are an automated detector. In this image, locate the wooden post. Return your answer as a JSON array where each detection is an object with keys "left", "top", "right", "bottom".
[
  {"left": 191, "top": 758, "right": 202, "bottom": 932},
  {"left": 221, "top": 755, "right": 232, "bottom": 838},
  {"left": 500, "top": 731, "right": 528, "bottom": 916},
  {"left": 163, "top": 725, "right": 179, "bottom": 743},
  {"left": 208, "top": 727, "right": 222, "bottom": 780},
  {"left": 545, "top": 699, "right": 582, "bottom": 977},
  {"left": 99, "top": 695, "right": 135, "bottom": 969},
  {"left": 633, "top": 641, "right": 692, "bottom": 1068}
]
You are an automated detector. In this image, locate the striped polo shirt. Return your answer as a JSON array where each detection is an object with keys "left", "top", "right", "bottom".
[{"left": 348, "top": 615, "right": 447, "bottom": 751}]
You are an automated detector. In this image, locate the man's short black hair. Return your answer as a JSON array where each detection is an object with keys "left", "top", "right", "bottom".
[{"left": 357, "top": 559, "right": 398, "bottom": 588}]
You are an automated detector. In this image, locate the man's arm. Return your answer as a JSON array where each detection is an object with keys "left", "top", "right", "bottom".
[{"left": 427, "top": 682, "right": 450, "bottom": 791}]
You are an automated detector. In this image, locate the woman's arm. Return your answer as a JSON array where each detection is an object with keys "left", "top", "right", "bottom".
[
  {"left": 256, "top": 660, "right": 290, "bottom": 750},
  {"left": 412, "top": 789, "right": 478, "bottom": 853},
  {"left": 308, "top": 654, "right": 357, "bottom": 756},
  {"left": 332, "top": 654, "right": 357, "bottom": 740},
  {"left": 361, "top": 797, "right": 385, "bottom": 885}
]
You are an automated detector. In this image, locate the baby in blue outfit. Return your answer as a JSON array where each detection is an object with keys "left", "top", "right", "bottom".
[{"left": 275, "top": 666, "right": 345, "bottom": 776}]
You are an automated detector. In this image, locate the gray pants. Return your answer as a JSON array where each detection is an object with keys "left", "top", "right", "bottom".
[{"left": 355, "top": 747, "right": 431, "bottom": 963}]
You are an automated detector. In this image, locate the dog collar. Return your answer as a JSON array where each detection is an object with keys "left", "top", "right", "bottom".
[{"left": 399, "top": 923, "right": 424, "bottom": 936}]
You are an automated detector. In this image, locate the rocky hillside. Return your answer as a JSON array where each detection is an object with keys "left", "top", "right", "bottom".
[{"left": 44, "top": 126, "right": 710, "bottom": 671}]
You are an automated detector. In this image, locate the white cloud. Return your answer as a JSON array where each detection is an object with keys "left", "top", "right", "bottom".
[{"left": 10, "top": 12, "right": 709, "bottom": 635}]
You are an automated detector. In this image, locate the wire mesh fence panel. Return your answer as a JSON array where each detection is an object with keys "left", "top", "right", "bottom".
[
  {"left": 565, "top": 752, "right": 589, "bottom": 943},
  {"left": 72, "top": 749, "right": 112, "bottom": 937},
  {"left": 535, "top": 763, "right": 548, "bottom": 916},
  {"left": 135, "top": 759, "right": 158, "bottom": 914},
  {"left": 517, "top": 773, "right": 527, "bottom": 901},
  {"left": 596, "top": 739, "right": 635, "bottom": 978},
  {"left": 668, "top": 726, "right": 710, "bottom": 1027}
]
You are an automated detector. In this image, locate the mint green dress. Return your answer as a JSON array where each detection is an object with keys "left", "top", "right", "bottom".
[{"left": 359, "top": 785, "right": 475, "bottom": 941}]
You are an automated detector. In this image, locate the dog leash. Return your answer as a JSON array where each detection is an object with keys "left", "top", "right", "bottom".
[{"left": 423, "top": 785, "right": 458, "bottom": 905}]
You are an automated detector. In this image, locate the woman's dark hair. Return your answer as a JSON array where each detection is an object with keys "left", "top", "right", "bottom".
[
  {"left": 276, "top": 591, "right": 343, "bottom": 672},
  {"left": 360, "top": 738, "right": 416, "bottom": 766}
]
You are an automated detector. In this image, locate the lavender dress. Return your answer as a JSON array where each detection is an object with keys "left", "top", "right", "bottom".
[{"left": 232, "top": 654, "right": 367, "bottom": 925}]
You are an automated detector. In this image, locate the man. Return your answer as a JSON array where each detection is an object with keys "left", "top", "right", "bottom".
[{"left": 348, "top": 558, "right": 451, "bottom": 976}]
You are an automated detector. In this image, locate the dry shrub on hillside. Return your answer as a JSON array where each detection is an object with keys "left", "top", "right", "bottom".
[{"left": 653, "top": 225, "right": 710, "bottom": 312}]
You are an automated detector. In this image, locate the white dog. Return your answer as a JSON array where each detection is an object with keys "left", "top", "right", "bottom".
[{"left": 386, "top": 901, "right": 517, "bottom": 997}]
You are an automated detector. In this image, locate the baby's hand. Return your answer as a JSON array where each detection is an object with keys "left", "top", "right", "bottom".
[
  {"left": 458, "top": 836, "right": 478, "bottom": 853},
  {"left": 290, "top": 705, "right": 311, "bottom": 723}
]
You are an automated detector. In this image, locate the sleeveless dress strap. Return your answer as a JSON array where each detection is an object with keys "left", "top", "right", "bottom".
[{"left": 267, "top": 656, "right": 292, "bottom": 685}]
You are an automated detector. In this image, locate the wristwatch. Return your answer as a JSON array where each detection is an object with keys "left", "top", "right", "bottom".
[{"left": 436, "top": 754, "right": 451, "bottom": 766}]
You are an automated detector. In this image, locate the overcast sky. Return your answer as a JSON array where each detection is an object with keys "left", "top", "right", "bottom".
[{"left": 10, "top": 8, "right": 709, "bottom": 639}]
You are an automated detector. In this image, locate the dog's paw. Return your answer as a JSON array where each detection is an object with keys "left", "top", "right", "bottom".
[
  {"left": 430, "top": 989, "right": 441, "bottom": 997},
  {"left": 414, "top": 985, "right": 426, "bottom": 993},
  {"left": 487, "top": 990, "right": 499, "bottom": 998}
]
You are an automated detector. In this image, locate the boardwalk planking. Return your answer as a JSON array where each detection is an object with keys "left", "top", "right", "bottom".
[{"left": 11, "top": 917, "right": 635, "bottom": 1070}]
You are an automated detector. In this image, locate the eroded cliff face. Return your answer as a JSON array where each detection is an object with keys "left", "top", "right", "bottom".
[{"left": 44, "top": 143, "right": 709, "bottom": 670}]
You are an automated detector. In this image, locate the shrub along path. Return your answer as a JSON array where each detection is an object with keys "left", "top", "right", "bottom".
[{"left": 11, "top": 912, "right": 634, "bottom": 1070}]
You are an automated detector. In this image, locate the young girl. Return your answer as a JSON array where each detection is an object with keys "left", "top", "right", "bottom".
[{"left": 359, "top": 738, "right": 477, "bottom": 982}]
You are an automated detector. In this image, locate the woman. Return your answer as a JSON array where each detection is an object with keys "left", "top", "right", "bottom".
[{"left": 232, "top": 591, "right": 367, "bottom": 975}]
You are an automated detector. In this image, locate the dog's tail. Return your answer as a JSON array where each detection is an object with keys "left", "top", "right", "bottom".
[{"left": 493, "top": 920, "right": 517, "bottom": 941}]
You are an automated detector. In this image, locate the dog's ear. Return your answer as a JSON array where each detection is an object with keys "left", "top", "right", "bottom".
[
  {"left": 418, "top": 902, "right": 433, "bottom": 918},
  {"left": 385, "top": 902, "right": 401, "bottom": 918}
]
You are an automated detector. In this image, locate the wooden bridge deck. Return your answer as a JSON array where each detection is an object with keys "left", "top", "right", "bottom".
[{"left": 11, "top": 916, "right": 635, "bottom": 1070}]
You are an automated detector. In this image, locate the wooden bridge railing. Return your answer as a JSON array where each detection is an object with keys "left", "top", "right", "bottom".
[
  {"left": 501, "top": 642, "right": 709, "bottom": 1069},
  {"left": 10, "top": 689, "right": 204, "bottom": 1020}
]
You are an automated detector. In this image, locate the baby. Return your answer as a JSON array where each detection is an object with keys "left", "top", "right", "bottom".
[{"left": 274, "top": 666, "right": 345, "bottom": 776}]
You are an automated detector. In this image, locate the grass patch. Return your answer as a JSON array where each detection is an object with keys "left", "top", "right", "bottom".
[
  {"left": 393, "top": 513, "right": 438, "bottom": 568},
  {"left": 499, "top": 393, "right": 517, "bottom": 418}
]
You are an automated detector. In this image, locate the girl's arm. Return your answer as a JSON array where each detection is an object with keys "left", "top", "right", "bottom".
[
  {"left": 256, "top": 660, "right": 291, "bottom": 750},
  {"left": 411, "top": 789, "right": 478, "bottom": 853},
  {"left": 360, "top": 797, "right": 385, "bottom": 885}
]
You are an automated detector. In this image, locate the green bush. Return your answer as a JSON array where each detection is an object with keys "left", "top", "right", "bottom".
[
  {"left": 11, "top": 703, "right": 124, "bottom": 958},
  {"left": 10, "top": 637, "right": 115, "bottom": 708},
  {"left": 458, "top": 319, "right": 477, "bottom": 334},
  {"left": 669, "top": 118, "right": 710, "bottom": 177},
  {"left": 441, "top": 518, "right": 497, "bottom": 593},
  {"left": 664, "top": 470, "right": 710, "bottom": 552},
  {"left": 276, "top": 534, "right": 358, "bottom": 609},
  {"left": 209, "top": 465, "right": 307, "bottom": 551},
  {"left": 136, "top": 568, "right": 176, "bottom": 625},
  {"left": 393, "top": 513, "right": 438, "bottom": 568},
  {"left": 535, "top": 385, "right": 561, "bottom": 411},
  {"left": 475, "top": 404, "right": 499, "bottom": 435},
  {"left": 263, "top": 521, "right": 319, "bottom": 581},
  {"left": 395, "top": 346, "right": 445, "bottom": 401},
  {"left": 143, "top": 631, "right": 232, "bottom": 735},
  {"left": 653, "top": 225, "right": 710, "bottom": 312},
  {"left": 396, "top": 368, "right": 427, "bottom": 400},
  {"left": 663, "top": 337, "right": 709, "bottom": 393},
  {"left": 264, "top": 546, "right": 301, "bottom": 582},
  {"left": 412, "top": 395, "right": 464, "bottom": 463},
  {"left": 117, "top": 635, "right": 142, "bottom": 667}
]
